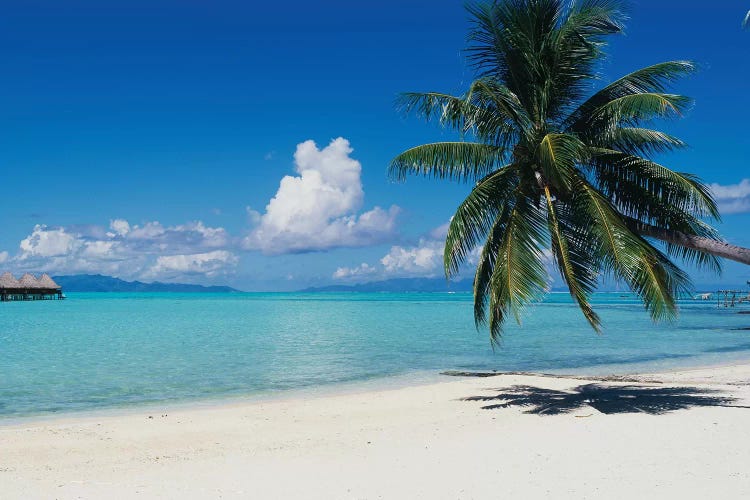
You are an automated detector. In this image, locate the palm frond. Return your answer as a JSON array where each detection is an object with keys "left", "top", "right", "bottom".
[
  {"left": 597, "top": 92, "right": 691, "bottom": 119},
  {"left": 467, "top": 0, "right": 626, "bottom": 122},
  {"left": 590, "top": 149, "right": 720, "bottom": 220},
  {"left": 536, "top": 133, "right": 588, "bottom": 190},
  {"left": 444, "top": 166, "right": 520, "bottom": 276},
  {"left": 465, "top": 0, "right": 512, "bottom": 78},
  {"left": 473, "top": 201, "right": 514, "bottom": 329},
  {"left": 397, "top": 91, "right": 481, "bottom": 133},
  {"left": 572, "top": 178, "right": 692, "bottom": 321},
  {"left": 389, "top": 142, "right": 506, "bottom": 182},
  {"left": 624, "top": 216, "right": 723, "bottom": 274},
  {"left": 487, "top": 194, "right": 550, "bottom": 342},
  {"left": 569, "top": 93, "right": 692, "bottom": 150},
  {"left": 397, "top": 87, "right": 522, "bottom": 146},
  {"left": 543, "top": 0, "right": 626, "bottom": 118},
  {"left": 594, "top": 127, "right": 686, "bottom": 157},
  {"left": 664, "top": 241, "right": 722, "bottom": 275},
  {"left": 590, "top": 61, "right": 695, "bottom": 97},
  {"left": 560, "top": 0, "right": 625, "bottom": 38},
  {"left": 566, "top": 61, "right": 696, "bottom": 131},
  {"left": 465, "top": 78, "right": 533, "bottom": 136},
  {"left": 466, "top": 0, "right": 566, "bottom": 120},
  {"left": 590, "top": 156, "right": 722, "bottom": 274},
  {"left": 543, "top": 186, "right": 601, "bottom": 330}
]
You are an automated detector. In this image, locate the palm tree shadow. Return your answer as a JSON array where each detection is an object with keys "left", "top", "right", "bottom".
[{"left": 463, "top": 383, "right": 745, "bottom": 415}]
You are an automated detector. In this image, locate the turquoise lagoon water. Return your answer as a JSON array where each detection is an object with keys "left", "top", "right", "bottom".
[{"left": 1, "top": 292, "right": 750, "bottom": 419}]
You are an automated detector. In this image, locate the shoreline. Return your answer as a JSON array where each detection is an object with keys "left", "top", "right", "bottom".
[
  {"left": 5, "top": 352, "right": 750, "bottom": 427},
  {"left": 0, "top": 369, "right": 448, "bottom": 428},
  {"left": 3, "top": 361, "right": 750, "bottom": 498}
]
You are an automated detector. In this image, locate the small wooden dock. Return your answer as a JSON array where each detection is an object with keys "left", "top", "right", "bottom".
[
  {"left": 0, "top": 272, "right": 64, "bottom": 301},
  {"left": 715, "top": 289, "right": 750, "bottom": 308}
]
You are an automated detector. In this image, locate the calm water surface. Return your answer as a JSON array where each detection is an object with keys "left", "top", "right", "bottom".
[{"left": 1, "top": 292, "right": 749, "bottom": 418}]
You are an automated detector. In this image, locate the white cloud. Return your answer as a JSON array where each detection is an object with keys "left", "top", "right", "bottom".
[
  {"left": 116, "top": 221, "right": 229, "bottom": 250},
  {"left": 332, "top": 262, "right": 378, "bottom": 280},
  {"left": 9, "top": 220, "right": 236, "bottom": 281},
  {"left": 0, "top": 251, "right": 8, "bottom": 263},
  {"left": 331, "top": 222, "right": 453, "bottom": 281},
  {"left": 381, "top": 239, "right": 444, "bottom": 276},
  {"left": 710, "top": 179, "right": 750, "bottom": 215},
  {"left": 18, "top": 225, "right": 81, "bottom": 259},
  {"left": 110, "top": 219, "right": 131, "bottom": 236},
  {"left": 330, "top": 220, "right": 496, "bottom": 282},
  {"left": 243, "top": 137, "right": 399, "bottom": 254},
  {"left": 81, "top": 240, "right": 117, "bottom": 259},
  {"left": 173, "top": 221, "right": 229, "bottom": 248},
  {"left": 146, "top": 251, "right": 238, "bottom": 279},
  {"left": 127, "top": 221, "right": 165, "bottom": 240}
]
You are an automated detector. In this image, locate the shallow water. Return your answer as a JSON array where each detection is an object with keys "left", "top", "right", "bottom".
[{"left": 1, "top": 292, "right": 749, "bottom": 418}]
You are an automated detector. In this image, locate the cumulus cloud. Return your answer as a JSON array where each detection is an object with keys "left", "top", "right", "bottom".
[
  {"left": 81, "top": 240, "right": 117, "bottom": 259},
  {"left": 332, "top": 217, "right": 529, "bottom": 282},
  {"left": 18, "top": 225, "right": 79, "bottom": 259},
  {"left": 109, "top": 219, "right": 131, "bottom": 236},
  {"left": 0, "top": 251, "right": 8, "bottom": 263},
  {"left": 381, "top": 239, "right": 445, "bottom": 276},
  {"left": 8, "top": 220, "right": 237, "bottom": 281},
  {"left": 332, "top": 262, "right": 378, "bottom": 280},
  {"left": 243, "top": 137, "right": 399, "bottom": 254},
  {"left": 331, "top": 222, "right": 454, "bottom": 281},
  {"left": 710, "top": 179, "right": 750, "bottom": 215},
  {"left": 145, "top": 251, "right": 239, "bottom": 279}
]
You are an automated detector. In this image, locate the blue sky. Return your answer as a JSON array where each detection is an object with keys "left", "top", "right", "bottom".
[{"left": 1, "top": 0, "right": 749, "bottom": 290}]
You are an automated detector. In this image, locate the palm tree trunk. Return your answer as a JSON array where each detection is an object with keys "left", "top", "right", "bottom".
[{"left": 636, "top": 223, "right": 750, "bottom": 266}]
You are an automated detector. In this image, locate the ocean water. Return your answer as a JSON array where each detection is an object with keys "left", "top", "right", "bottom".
[{"left": 1, "top": 291, "right": 750, "bottom": 419}]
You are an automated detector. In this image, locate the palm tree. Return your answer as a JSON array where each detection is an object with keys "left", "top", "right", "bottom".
[{"left": 390, "top": 0, "right": 750, "bottom": 342}]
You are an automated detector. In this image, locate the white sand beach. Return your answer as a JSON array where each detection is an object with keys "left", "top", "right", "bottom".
[{"left": 3, "top": 363, "right": 750, "bottom": 499}]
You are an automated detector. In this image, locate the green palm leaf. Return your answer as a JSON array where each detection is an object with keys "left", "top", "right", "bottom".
[
  {"left": 595, "top": 127, "right": 686, "bottom": 157},
  {"left": 624, "top": 215, "right": 722, "bottom": 274},
  {"left": 487, "top": 195, "right": 550, "bottom": 341},
  {"left": 536, "top": 133, "right": 588, "bottom": 190},
  {"left": 444, "top": 166, "right": 520, "bottom": 276},
  {"left": 397, "top": 81, "right": 530, "bottom": 145},
  {"left": 389, "top": 142, "right": 506, "bottom": 182},
  {"left": 543, "top": 187, "right": 601, "bottom": 330},
  {"left": 566, "top": 61, "right": 696, "bottom": 131},
  {"left": 473, "top": 201, "right": 514, "bottom": 330},
  {"left": 590, "top": 150, "right": 719, "bottom": 219},
  {"left": 596, "top": 92, "right": 691, "bottom": 120},
  {"left": 572, "top": 179, "right": 691, "bottom": 321},
  {"left": 397, "top": 91, "right": 488, "bottom": 134},
  {"left": 464, "top": 78, "right": 533, "bottom": 136}
]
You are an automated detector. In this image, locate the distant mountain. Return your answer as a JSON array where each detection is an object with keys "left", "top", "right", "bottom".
[
  {"left": 299, "top": 277, "right": 473, "bottom": 293},
  {"left": 53, "top": 274, "right": 240, "bottom": 293}
]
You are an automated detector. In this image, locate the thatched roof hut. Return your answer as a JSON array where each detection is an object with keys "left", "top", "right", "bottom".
[
  {"left": 18, "top": 273, "right": 42, "bottom": 288},
  {"left": 1, "top": 272, "right": 65, "bottom": 301},
  {"left": 37, "top": 274, "right": 61, "bottom": 289},
  {"left": 0, "top": 272, "right": 21, "bottom": 289}
]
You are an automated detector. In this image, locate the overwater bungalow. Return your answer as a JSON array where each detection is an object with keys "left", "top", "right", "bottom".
[{"left": 0, "top": 272, "right": 64, "bottom": 301}]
